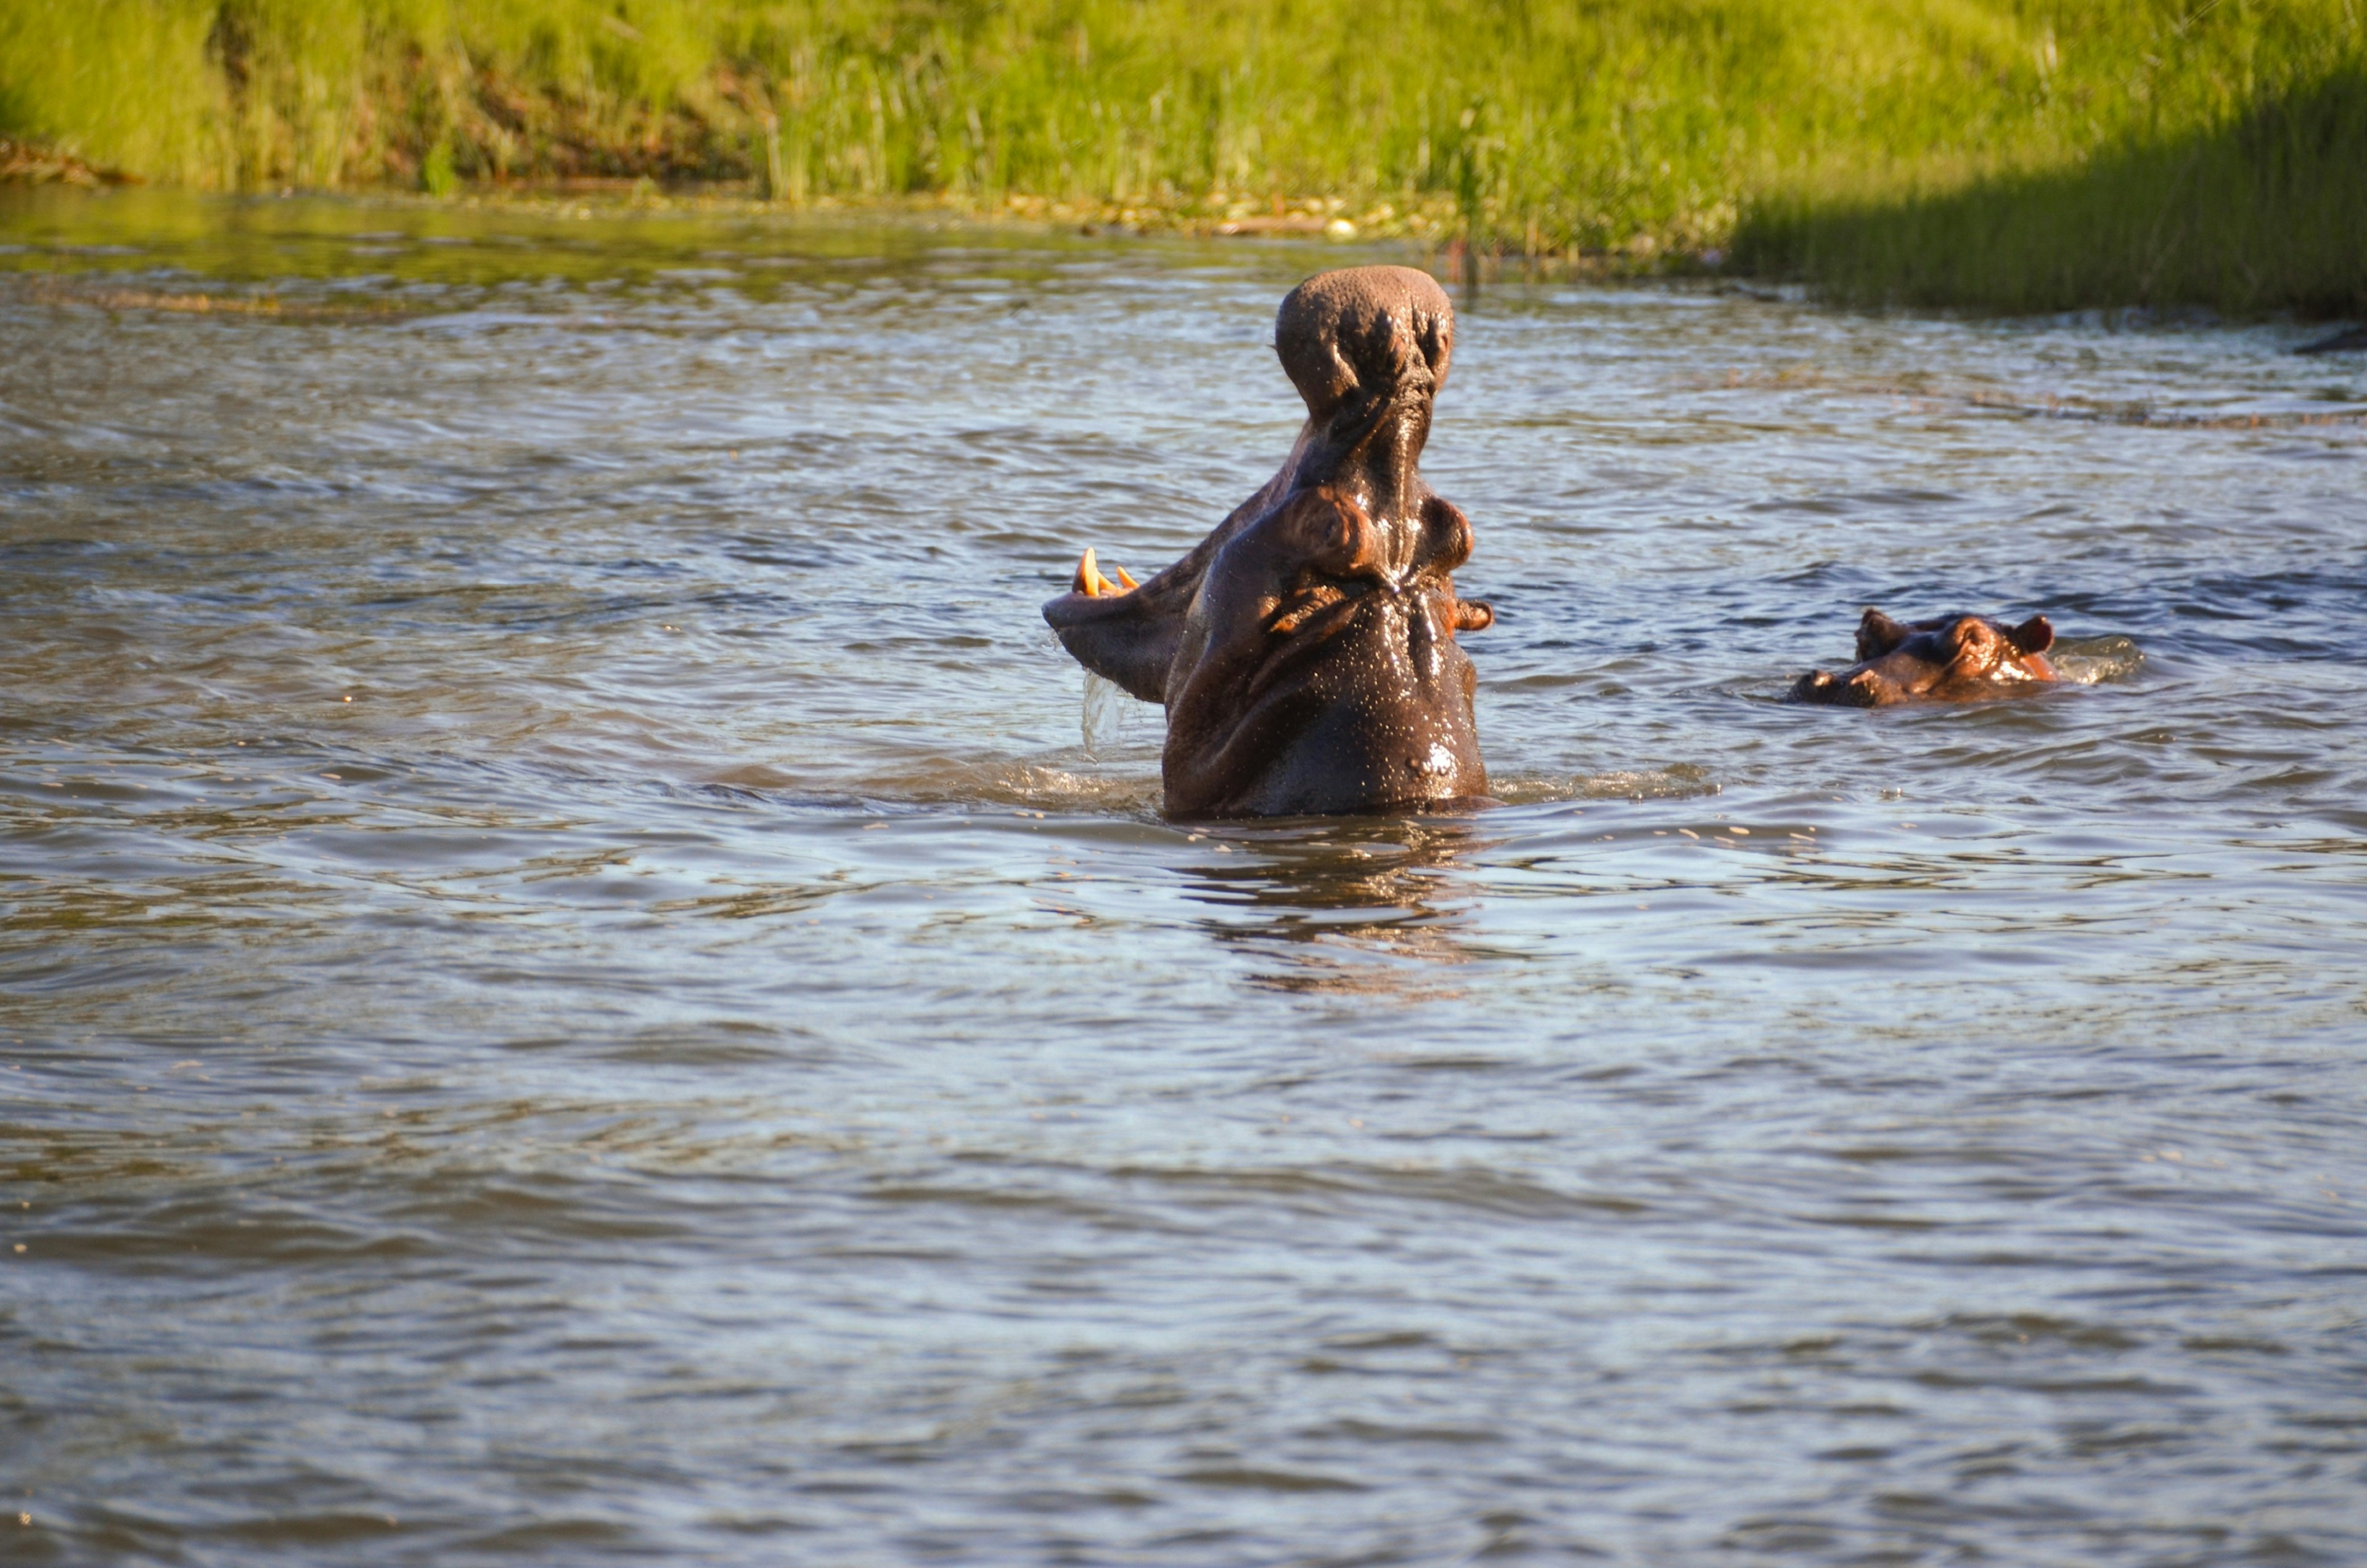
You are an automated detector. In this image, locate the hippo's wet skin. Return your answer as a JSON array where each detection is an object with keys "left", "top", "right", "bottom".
[
  {"left": 1043, "top": 266, "right": 1493, "bottom": 817},
  {"left": 1790, "top": 608, "right": 2058, "bottom": 707}
]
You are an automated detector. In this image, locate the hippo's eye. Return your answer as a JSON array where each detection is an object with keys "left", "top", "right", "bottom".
[
  {"left": 1269, "top": 577, "right": 1357, "bottom": 637},
  {"left": 1416, "top": 497, "right": 1474, "bottom": 573},
  {"left": 1947, "top": 618, "right": 2001, "bottom": 661}
]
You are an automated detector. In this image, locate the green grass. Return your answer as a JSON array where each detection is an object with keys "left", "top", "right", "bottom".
[
  {"left": 2, "top": 1, "right": 2362, "bottom": 313},
  {"left": 1731, "top": 66, "right": 2367, "bottom": 316}
]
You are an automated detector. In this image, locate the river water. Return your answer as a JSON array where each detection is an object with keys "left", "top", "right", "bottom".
[{"left": 4, "top": 189, "right": 2364, "bottom": 1566}]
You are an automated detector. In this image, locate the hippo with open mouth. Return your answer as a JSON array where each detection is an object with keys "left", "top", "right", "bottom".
[
  {"left": 1043, "top": 266, "right": 1494, "bottom": 817},
  {"left": 1789, "top": 608, "right": 2058, "bottom": 706}
]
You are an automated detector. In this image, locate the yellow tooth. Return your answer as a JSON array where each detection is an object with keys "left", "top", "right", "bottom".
[
  {"left": 1073, "top": 547, "right": 1103, "bottom": 596},
  {"left": 1113, "top": 565, "right": 1139, "bottom": 591}
]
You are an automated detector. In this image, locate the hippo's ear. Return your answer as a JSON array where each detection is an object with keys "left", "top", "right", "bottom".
[
  {"left": 2006, "top": 615, "right": 2054, "bottom": 655},
  {"left": 1856, "top": 608, "right": 1912, "bottom": 661}
]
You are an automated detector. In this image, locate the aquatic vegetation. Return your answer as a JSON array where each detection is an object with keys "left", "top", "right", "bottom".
[{"left": 1, "top": 0, "right": 2361, "bottom": 311}]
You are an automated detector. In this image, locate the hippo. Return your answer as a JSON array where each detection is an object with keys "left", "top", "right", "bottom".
[
  {"left": 1043, "top": 266, "right": 1493, "bottom": 817},
  {"left": 1789, "top": 608, "right": 2058, "bottom": 706}
]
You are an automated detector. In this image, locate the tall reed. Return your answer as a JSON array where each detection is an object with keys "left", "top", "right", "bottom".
[
  {"left": 2, "top": 1, "right": 2361, "bottom": 312},
  {"left": 1731, "top": 68, "right": 2367, "bottom": 316}
]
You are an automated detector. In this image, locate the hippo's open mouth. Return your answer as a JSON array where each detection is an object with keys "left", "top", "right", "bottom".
[{"left": 1042, "top": 267, "right": 1494, "bottom": 817}]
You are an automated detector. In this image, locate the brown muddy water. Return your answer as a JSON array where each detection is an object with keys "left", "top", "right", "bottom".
[{"left": 3, "top": 189, "right": 2365, "bottom": 1567}]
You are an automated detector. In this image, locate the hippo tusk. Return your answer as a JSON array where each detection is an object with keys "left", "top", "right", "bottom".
[{"left": 1071, "top": 547, "right": 1137, "bottom": 598}]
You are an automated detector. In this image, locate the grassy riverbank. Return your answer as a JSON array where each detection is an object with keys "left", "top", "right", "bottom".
[
  {"left": 1731, "top": 65, "right": 2367, "bottom": 316},
  {"left": 4, "top": 1, "right": 2362, "bottom": 313}
]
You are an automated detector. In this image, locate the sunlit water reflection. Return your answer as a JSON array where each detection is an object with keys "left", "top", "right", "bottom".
[{"left": 4, "top": 189, "right": 2365, "bottom": 1567}]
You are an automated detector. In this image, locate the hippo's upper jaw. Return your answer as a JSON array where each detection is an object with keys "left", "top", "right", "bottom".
[
  {"left": 1789, "top": 608, "right": 2058, "bottom": 707},
  {"left": 1044, "top": 265, "right": 1494, "bottom": 817}
]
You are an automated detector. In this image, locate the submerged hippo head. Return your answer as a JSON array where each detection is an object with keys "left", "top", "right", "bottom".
[
  {"left": 1789, "top": 608, "right": 2058, "bottom": 707},
  {"left": 1043, "top": 266, "right": 1492, "bottom": 817}
]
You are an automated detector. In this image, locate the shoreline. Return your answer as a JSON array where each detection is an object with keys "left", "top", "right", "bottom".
[
  {"left": 2, "top": 2, "right": 2356, "bottom": 317},
  {"left": 0, "top": 173, "right": 1730, "bottom": 283},
  {"left": 2, "top": 166, "right": 2359, "bottom": 326}
]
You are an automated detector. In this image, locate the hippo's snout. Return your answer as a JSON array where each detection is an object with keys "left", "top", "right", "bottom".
[{"left": 1790, "top": 668, "right": 1887, "bottom": 707}]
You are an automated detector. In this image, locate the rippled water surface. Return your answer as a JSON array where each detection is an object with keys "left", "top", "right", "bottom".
[{"left": 5, "top": 189, "right": 2366, "bottom": 1566}]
